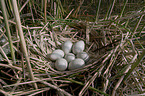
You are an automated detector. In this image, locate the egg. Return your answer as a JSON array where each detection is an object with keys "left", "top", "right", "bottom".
[
  {"left": 77, "top": 52, "right": 89, "bottom": 62},
  {"left": 49, "top": 53, "right": 62, "bottom": 61},
  {"left": 53, "top": 49, "right": 64, "bottom": 57},
  {"left": 62, "top": 40, "right": 73, "bottom": 54},
  {"left": 55, "top": 58, "right": 68, "bottom": 71},
  {"left": 72, "top": 40, "right": 85, "bottom": 54},
  {"left": 65, "top": 53, "right": 75, "bottom": 62},
  {"left": 68, "top": 58, "right": 85, "bottom": 70}
]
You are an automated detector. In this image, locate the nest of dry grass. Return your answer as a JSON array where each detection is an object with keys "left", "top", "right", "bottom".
[
  {"left": 1, "top": 17, "right": 144, "bottom": 95},
  {"left": 0, "top": 0, "right": 145, "bottom": 96}
]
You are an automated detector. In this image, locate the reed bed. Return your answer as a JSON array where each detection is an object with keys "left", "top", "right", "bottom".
[{"left": 0, "top": 0, "right": 144, "bottom": 95}]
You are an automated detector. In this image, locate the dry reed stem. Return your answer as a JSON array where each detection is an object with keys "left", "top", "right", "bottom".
[
  {"left": 11, "top": 0, "right": 37, "bottom": 89},
  {"left": 0, "top": 0, "right": 16, "bottom": 64}
]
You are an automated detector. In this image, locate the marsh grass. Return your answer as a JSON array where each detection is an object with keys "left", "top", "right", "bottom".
[{"left": 0, "top": 0, "right": 144, "bottom": 95}]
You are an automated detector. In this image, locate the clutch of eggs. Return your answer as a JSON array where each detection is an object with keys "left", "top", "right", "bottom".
[{"left": 48, "top": 40, "right": 89, "bottom": 71}]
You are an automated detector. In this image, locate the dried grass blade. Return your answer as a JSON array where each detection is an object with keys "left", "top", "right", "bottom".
[
  {"left": 104, "top": 0, "right": 116, "bottom": 20},
  {"left": 0, "top": 89, "right": 11, "bottom": 96},
  {"left": 95, "top": 0, "right": 101, "bottom": 22},
  {"left": 12, "top": 88, "right": 49, "bottom": 96},
  {"left": 0, "top": 46, "right": 11, "bottom": 64},
  {"left": 39, "top": 80, "right": 72, "bottom": 96},
  {"left": 118, "top": 0, "right": 128, "bottom": 18},
  {"left": 28, "top": 1, "right": 35, "bottom": 23},
  {"left": 11, "top": 0, "right": 37, "bottom": 89},
  {"left": 0, "top": 63, "right": 22, "bottom": 71},
  {"left": 132, "top": 14, "right": 144, "bottom": 35},
  {"left": 44, "top": 0, "right": 47, "bottom": 23},
  {"left": 79, "top": 65, "right": 105, "bottom": 96},
  {"left": 65, "top": 78, "right": 109, "bottom": 96},
  {"left": 123, "top": 49, "right": 145, "bottom": 81},
  {"left": 0, "top": 0, "right": 16, "bottom": 64},
  {"left": 65, "top": 9, "right": 74, "bottom": 19},
  {"left": 19, "top": 0, "right": 30, "bottom": 12},
  {"left": 27, "top": 87, "right": 50, "bottom": 96}
]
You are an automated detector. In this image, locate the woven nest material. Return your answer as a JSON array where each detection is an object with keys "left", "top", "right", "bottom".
[
  {"left": 2, "top": 20, "right": 144, "bottom": 96},
  {"left": 22, "top": 21, "right": 111, "bottom": 94},
  {"left": 26, "top": 22, "right": 103, "bottom": 75}
]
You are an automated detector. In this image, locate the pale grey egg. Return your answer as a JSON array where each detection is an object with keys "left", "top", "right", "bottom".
[
  {"left": 72, "top": 40, "right": 85, "bottom": 54},
  {"left": 68, "top": 58, "right": 85, "bottom": 70},
  {"left": 49, "top": 53, "right": 62, "bottom": 61},
  {"left": 65, "top": 53, "right": 75, "bottom": 62},
  {"left": 55, "top": 58, "right": 68, "bottom": 71},
  {"left": 62, "top": 40, "right": 73, "bottom": 54},
  {"left": 77, "top": 52, "right": 89, "bottom": 62},
  {"left": 53, "top": 49, "right": 64, "bottom": 57}
]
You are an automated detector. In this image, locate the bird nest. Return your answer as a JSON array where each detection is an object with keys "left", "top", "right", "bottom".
[{"left": 1, "top": 20, "right": 144, "bottom": 96}]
